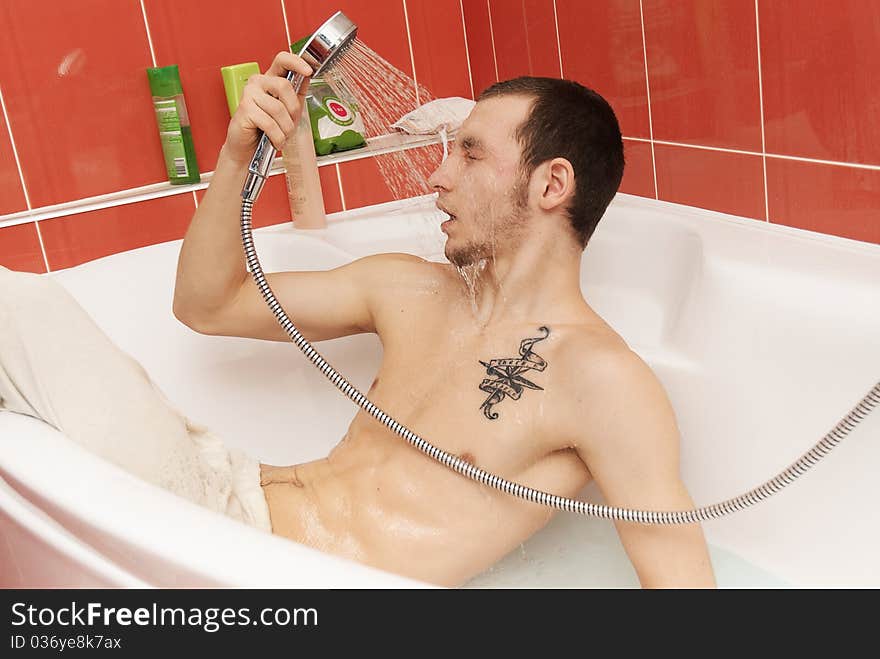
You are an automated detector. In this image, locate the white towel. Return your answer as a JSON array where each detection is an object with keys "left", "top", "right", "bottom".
[{"left": 0, "top": 266, "right": 271, "bottom": 532}]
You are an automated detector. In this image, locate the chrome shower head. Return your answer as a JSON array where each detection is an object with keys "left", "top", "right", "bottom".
[
  {"left": 242, "top": 11, "right": 358, "bottom": 202},
  {"left": 296, "top": 10, "right": 358, "bottom": 78}
]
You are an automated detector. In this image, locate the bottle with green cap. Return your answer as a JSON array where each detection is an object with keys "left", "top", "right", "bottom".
[{"left": 146, "top": 64, "right": 200, "bottom": 184}]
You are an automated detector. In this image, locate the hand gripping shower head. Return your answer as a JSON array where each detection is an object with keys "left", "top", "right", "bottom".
[{"left": 241, "top": 11, "right": 358, "bottom": 202}]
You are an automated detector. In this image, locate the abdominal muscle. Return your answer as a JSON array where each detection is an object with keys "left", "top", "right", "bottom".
[{"left": 259, "top": 417, "right": 592, "bottom": 588}]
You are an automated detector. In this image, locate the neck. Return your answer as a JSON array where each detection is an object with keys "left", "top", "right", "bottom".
[{"left": 455, "top": 222, "right": 585, "bottom": 327}]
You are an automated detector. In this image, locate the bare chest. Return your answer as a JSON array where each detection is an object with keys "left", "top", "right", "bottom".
[{"left": 350, "top": 321, "right": 566, "bottom": 476}]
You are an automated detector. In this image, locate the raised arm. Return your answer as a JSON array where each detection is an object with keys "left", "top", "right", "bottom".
[
  {"left": 172, "top": 51, "right": 384, "bottom": 343},
  {"left": 570, "top": 343, "right": 717, "bottom": 589}
]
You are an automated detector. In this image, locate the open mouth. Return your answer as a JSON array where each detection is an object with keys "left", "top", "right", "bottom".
[
  {"left": 437, "top": 202, "right": 457, "bottom": 233},
  {"left": 440, "top": 213, "right": 457, "bottom": 233}
]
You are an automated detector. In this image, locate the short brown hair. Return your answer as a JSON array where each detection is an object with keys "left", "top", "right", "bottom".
[{"left": 479, "top": 77, "right": 624, "bottom": 247}]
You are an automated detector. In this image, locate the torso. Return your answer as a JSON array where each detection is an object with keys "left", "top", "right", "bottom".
[{"left": 259, "top": 258, "right": 628, "bottom": 587}]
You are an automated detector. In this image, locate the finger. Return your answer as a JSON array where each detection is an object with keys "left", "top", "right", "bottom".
[
  {"left": 266, "top": 76, "right": 305, "bottom": 121},
  {"left": 246, "top": 101, "right": 287, "bottom": 151},
  {"left": 266, "top": 51, "right": 313, "bottom": 79},
  {"left": 251, "top": 92, "right": 295, "bottom": 142},
  {"left": 297, "top": 76, "right": 311, "bottom": 100},
  {"left": 249, "top": 75, "right": 298, "bottom": 127}
]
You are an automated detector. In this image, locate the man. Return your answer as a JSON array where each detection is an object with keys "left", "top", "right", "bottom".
[{"left": 172, "top": 52, "right": 716, "bottom": 588}]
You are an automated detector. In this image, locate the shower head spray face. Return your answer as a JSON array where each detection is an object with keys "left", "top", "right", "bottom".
[{"left": 242, "top": 11, "right": 358, "bottom": 202}]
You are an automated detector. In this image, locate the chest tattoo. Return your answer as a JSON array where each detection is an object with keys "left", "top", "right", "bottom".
[{"left": 478, "top": 326, "right": 550, "bottom": 420}]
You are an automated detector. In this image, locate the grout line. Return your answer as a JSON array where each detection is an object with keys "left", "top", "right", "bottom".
[
  {"left": 654, "top": 139, "right": 761, "bottom": 157},
  {"left": 138, "top": 0, "right": 158, "bottom": 67},
  {"left": 522, "top": 0, "right": 534, "bottom": 74},
  {"left": 0, "top": 83, "right": 32, "bottom": 211},
  {"left": 552, "top": 0, "right": 564, "bottom": 78},
  {"left": 638, "top": 0, "right": 658, "bottom": 200},
  {"left": 762, "top": 152, "right": 880, "bottom": 170},
  {"left": 2, "top": 81, "right": 52, "bottom": 271},
  {"left": 635, "top": 137, "right": 880, "bottom": 170},
  {"left": 32, "top": 222, "right": 50, "bottom": 273},
  {"left": 459, "top": 0, "right": 476, "bottom": 99},
  {"left": 191, "top": 190, "right": 199, "bottom": 208},
  {"left": 486, "top": 0, "right": 500, "bottom": 82},
  {"left": 401, "top": 0, "right": 421, "bottom": 106},
  {"left": 754, "top": 0, "right": 770, "bottom": 222},
  {"left": 280, "top": 0, "right": 292, "bottom": 49},
  {"left": 335, "top": 163, "right": 347, "bottom": 211}
]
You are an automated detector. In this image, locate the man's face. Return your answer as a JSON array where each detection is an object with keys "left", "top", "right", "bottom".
[{"left": 428, "top": 96, "right": 534, "bottom": 267}]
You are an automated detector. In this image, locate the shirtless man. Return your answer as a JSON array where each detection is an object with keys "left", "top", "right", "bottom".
[{"left": 172, "top": 51, "right": 717, "bottom": 589}]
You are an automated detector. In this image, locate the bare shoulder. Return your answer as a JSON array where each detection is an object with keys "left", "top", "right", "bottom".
[
  {"left": 354, "top": 253, "right": 449, "bottom": 330},
  {"left": 553, "top": 325, "right": 680, "bottom": 454},
  {"left": 354, "top": 252, "right": 431, "bottom": 272},
  {"left": 555, "top": 323, "right": 647, "bottom": 386},
  {"left": 350, "top": 252, "right": 440, "bottom": 291}
]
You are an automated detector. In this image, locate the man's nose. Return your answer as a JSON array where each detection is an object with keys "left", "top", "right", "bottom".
[{"left": 428, "top": 158, "right": 450, "bottom": 192}]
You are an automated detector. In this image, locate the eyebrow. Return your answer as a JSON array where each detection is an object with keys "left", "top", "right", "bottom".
[{"left": 458, "top": 135, "right": 485, "bottom": 152}]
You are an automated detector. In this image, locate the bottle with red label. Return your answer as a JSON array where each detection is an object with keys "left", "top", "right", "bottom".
[{"left": 305, "top": 76, "right": 367, "bottom": 156}]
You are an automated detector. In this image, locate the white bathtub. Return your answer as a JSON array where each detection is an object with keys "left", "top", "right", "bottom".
[{"left": 1, "top": 192, "right": 878, "bottom": 588}]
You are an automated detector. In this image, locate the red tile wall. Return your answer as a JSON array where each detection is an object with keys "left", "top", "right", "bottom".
[
  {"left": 1, "top": 0, "right": 877, "bottom": 274},
  {"left": 472, "top": 0, "right": 880, "bottom": 244},
  {"left": 0, "top": 0, "right": 472, "bottom": 271}
]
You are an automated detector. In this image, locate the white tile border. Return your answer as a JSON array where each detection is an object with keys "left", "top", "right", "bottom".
[
  {"left": 0, "top": 83, "right": 49, "bottom": 272},
  {"left": 552, "top": 0, "right": 564, "bottom": 78},
  {"left": 401, "top": 0, "right": 421, "bottom": 106},
  {"left": 637, "top": 0, "right": 659, "bottom": 200},
  {"left": 486, "top": 0, "right": 500, "bottom": 82},
  {"left": 459, "top": 0, "right": 476, "bottom": 99},
  {"left": 0, "top": 84, "right": 31, "bottom": 212},
  {"left": 626, "top": 136, "right": 880, "bottom": 171},
  {"left": 138, "top": 0, "right": 158, "bottom": 68},
  {"left": 755, "top": 0, "right": 769, "bottom": 222},
  {"left": 280, "top": 0, "right": 292, "bottom": 50},
  {"left": 335, "top": 163, "right": 347, "bottom": 212}
]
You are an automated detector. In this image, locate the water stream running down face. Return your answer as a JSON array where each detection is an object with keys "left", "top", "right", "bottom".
[{"left": 327, "top": 38, "right": 512, "bottom": 315}]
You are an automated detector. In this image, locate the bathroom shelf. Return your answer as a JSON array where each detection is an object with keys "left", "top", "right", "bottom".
[
  {"left": 0, "top": 131, "right": 453, "bottom": 228},
  {"left": 312, "top": 131, "right": 451, "bottom": 167}
]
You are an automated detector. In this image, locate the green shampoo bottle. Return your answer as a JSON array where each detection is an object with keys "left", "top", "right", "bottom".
[{"left": 147, "top": 65, "right": 200, "bottom": 184}]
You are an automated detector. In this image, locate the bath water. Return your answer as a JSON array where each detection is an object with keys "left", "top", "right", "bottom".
[{"left": 463, "top": 510, "right": 792, "bottom": 589}]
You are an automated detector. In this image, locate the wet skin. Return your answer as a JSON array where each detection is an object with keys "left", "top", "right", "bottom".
[{"left": 259, "top": 257, "right": 609, "bottom": 588}]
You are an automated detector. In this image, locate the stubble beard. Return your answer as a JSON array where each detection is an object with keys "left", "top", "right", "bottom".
[{"left": 445, "top": 176, "right": 530, "bottom": 268}]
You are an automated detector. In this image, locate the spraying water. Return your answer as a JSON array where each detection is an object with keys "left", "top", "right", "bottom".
[
  {"left": 326, "top": 39, "right": 445, "bottom": 202},
  {"left": 324, "top": 37, "right": 502, "bottom": 314}
]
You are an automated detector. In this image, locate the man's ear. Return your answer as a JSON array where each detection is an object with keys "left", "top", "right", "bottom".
[{"left": 537, "top": 158, "right": 575, "bottom": 211}]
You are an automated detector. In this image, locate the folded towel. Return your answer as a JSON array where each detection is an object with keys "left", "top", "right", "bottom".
[{"left": 391, "top": 97, "right": 476, "bottom": 136}]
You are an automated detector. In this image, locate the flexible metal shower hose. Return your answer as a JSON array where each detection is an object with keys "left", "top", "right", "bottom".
[{"left": 241, "top": 199, "right": 879, "bottom": 524}]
